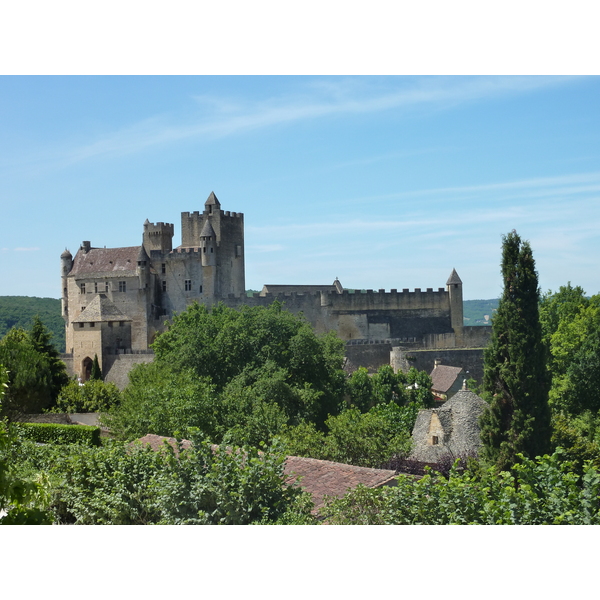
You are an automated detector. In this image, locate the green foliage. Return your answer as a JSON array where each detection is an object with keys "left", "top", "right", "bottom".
[
  {"left": 0, "top": 296, "right": 64, "bottom": 353},
  {"left": 14, "top": 422, "right": 101, "bottom": 447},
  {"left": 346, "top": 364, "right": 433, "bottom": 412},
  {"left": 55, "top": 379, "right": 121, "bottom": 413},
  {"left": 90, "top": 354, "right": 102, "bottom": 381},
  {"left": 29, "top": 315, "right": 69, "bottom": 402},
  {"left": 0, "top": 328, "right": 53, "bottom": 418},
  {"left": 153, "top": 437, "right": 313, "bottom": 525},
  {"left": 0, "top": 367, "right": 52, "bottom": 524},
  {"left": 323, "top": 449, "right": 600, "bottom": 524},
  {"left": 283, "top": 401, "right": 416, "bottom": 468},
  {"left": 480, "top": 231, "right": 552, "bottom": 470},
  {"left": 151, "top": 302, "right": 346, "bottom": 426},
  {"left": 7, "top": 434, "right": 314, "bottom": 525},
  {"left": 102, "top": 362, "right": 216, "bottom": 441}
]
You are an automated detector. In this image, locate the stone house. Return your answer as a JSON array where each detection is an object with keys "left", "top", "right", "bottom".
[
  {"left": 430, "top": 361, "right": 464, "bottom": 402},
  {"left": 410, "top": 383, "right": 488, "bottom": 463}
]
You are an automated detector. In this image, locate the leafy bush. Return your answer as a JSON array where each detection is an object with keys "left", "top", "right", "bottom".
[
  {"left": 55, "top": 379, "right": 121, "bottom": 413},
  {"left": 323, "top": 449, "right": 600, "bottom": 524}
]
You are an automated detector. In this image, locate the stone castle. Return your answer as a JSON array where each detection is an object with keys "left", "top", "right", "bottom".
[{"left": 61, "top": 192, "right": 490, "bottom": 385}]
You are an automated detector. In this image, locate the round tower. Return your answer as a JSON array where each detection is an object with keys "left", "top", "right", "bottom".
[
  {"left": 60, "top": 249, "right": 73, "bottom": 320},
  {"left": 200, "top": 218, "right": 217, "bottom": 297},
  {"left": 446, "top": 268, "right": 464, "bottom": 333}
]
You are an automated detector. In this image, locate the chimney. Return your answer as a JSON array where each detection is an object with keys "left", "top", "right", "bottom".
[{"left": 82, "top": 241, "right": 91, "bottom": 253}]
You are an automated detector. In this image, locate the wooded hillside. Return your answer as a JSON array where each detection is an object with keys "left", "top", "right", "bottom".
[{"left": 0, "top": 297, "right": 65, "bottom": 352}]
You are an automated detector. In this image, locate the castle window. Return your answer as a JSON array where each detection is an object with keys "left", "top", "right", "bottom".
[
  {"left": 162, "top": 280, "right": 167, "bottom": 292},
  {"left": 79, "top": 323, "right": 84, "bottom": 328},
  {"left": 108, "top": 322, "right": 113, "bottom": 328},
  {"left": 94, "top": 282, "right": 98, "bottom": 293},
  {"left": 432, "top": 436, "right": 439, "bottom": 445},
  {"left": 105, "top": 282, "right": 109, "bottom": 292},
  {"left": 161, "top": 263, "right": 166, "bottom": 274},
  {"left": 90, "top": 322, "right": 95, "bottom": 328},
  {"left": 203, "top": 247, "right": 206, "bottom": 253},
  {"left": 80, "top": 283, "right": 86, "bottom": 294},
  {"left": 199, "top": 285, "right": 202, "bottom": 293},
  {"left": 119, "top": 321, "right": 124, "bottom": 327},
  {"left": 119, "top": 281, "right": 126, "bottom": 292},
  {"left": 235, "top": 245, "right": 242, "bottom": 257},
  {"left": 185, "top": 279, "right": 192, "bottom": 291},
  {"left": 210, "top": 247, "right": 213, "bottom": 253}
]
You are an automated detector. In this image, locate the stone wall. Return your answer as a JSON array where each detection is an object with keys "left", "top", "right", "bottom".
[{"left": 391, "top": 347, "right": 487, "bottom": 384}]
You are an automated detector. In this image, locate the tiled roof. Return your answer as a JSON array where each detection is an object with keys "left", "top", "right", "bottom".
[
  {"left": 283, "top": 456, "right": 397, "bottom": 511},
  {"left": 430, "top": 364, "right": 464, "bottom": 394},
  {"left": 69, "top": 246, "right": 142, "bottom": 277},
  {"left": 72, "top": 294, "right": 132, "bottom": 323},
  {"left": 133, "top": 434, "right": 397, "bottom": 512}
]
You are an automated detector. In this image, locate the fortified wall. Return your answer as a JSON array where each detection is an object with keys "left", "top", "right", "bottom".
[{"left": 60, "top": 191, "right": 490, "bottom": 387}]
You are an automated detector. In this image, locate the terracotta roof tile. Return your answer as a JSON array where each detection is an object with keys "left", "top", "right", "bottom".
[
  {"left": 69, "top": 246, "right": 141, "bottom": 277},
  {"left": 430, "top": 364, "right": 464, "bottom": 394}
]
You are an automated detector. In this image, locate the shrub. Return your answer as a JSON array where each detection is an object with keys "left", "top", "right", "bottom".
[{"left": 14, "top": 423, "right": 101, "bottom": 447}]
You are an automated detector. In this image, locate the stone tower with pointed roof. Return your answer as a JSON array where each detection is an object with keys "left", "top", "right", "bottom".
[{"left": 62, "top": 192, "right": 245, "bottom": 381}]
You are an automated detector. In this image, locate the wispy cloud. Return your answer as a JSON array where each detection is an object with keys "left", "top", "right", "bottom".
[
  {"left": 14, "top": 247, "right": 40, "bottom": 252},
  {"left": 3, "top": 76, "right": 572, "bottom": 173}
]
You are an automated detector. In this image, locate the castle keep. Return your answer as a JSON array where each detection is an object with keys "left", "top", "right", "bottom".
[{"left": 61, "top": 192, "right": 489, "bottom": 384}]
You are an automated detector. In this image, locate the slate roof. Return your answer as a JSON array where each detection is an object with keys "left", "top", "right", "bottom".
[
  {"left": 133, "top": 434, "right": 397, "bottom": 512},
  {"left": 430, "top": 364, "right": 464, "bottom": 394},
  {"left": 69, "top": 246, "right": 142, "bottom": 278},
  {"left": 200, "top": 219, "right": 216, "bottom": 238},
  {"left": 446, "top": 268, "right": 462, "bottom": 285},
  {"left": 72, "top": 294, "right": 132, "bottom": 323},
  {"left": 205, "top": 191, "right": 221, "bottom": 207}
]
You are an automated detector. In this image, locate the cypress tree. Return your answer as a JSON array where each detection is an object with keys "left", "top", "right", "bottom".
[
  {"left": 29, "top": 316, "right": 69, "bottom": 405},
  {"left": 480, "top": 231, "right": 552, "bottom": 471},
  {"left": 90, "top": 354, "right": 103, "bottom": 381}
]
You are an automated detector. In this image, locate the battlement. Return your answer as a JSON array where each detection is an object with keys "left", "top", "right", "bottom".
[{"left": 145, "top": 221, "right": 174, "bottom": 234}]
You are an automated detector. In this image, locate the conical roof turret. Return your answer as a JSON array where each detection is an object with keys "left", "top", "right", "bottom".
[
  {"left": 61, "top": 248, "right": 72, "bottom": 259},
  {"left": 446, "top": 268, "right": 462, "bottom": 286},
  {"left": 200, "top": 219, "right": 216, "bottom": 239}
]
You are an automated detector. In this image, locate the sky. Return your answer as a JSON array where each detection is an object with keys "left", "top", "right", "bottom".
[{"left": 1, "top": 75, "right": 599, "bottom": 300}]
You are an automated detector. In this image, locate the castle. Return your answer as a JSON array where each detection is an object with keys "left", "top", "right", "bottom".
[{"left": 61, "top": 192, "right": 490, "bottom": 385}]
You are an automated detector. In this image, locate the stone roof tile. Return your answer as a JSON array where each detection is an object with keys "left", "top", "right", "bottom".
[{"left": 72, "top": 294, "right": 132, "bottom": 323}]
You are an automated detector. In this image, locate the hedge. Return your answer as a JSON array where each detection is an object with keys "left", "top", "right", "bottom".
[{"left": 14, "top": 423, "right": 101, "bottom": 447}]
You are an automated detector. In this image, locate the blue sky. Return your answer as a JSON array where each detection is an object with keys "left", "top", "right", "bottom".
[{"left": 1, "top": 75, "right": 599, "bottom": 300}]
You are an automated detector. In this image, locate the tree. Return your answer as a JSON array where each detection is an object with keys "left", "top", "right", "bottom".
[
  {"left": 0, "top": 365, "right": 52, "bottom": 524},
  {"left": 480, "top": 231, "right": 552, "bottom": 470},
  {"left": 29, "top": 316, "right": 69, "bottom": 402},
  {"left": 150, "top": 302, "right": 346, "bottom": 429},
  {"left": 90, "top": 354, "right": 102, "bottom": 381},
  {"left": 0, "top": 328, "right": 52, "bottom": 418}
]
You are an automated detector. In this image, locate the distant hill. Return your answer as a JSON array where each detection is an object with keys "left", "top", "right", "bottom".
[
  {"left": 0, "top": 295, "right": 497, "bottom": 354},
  {"left": 463, "top": 299, "right": 498, "bottom": 326},
  {"left": 0, "top": 296, "right": 65, "bottom": 352}
]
